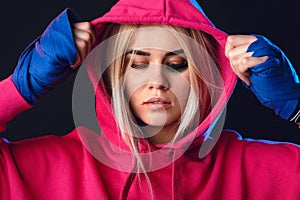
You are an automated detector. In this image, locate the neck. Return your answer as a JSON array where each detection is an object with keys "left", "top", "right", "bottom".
[{"left": 141, "top": 124, "right": 179, "bottom": 145}]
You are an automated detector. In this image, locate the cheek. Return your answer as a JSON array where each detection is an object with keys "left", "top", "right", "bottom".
[
  {"left": 123, "top": 70, "right": 148, "bottom": 99},
  {"left": 128, "top": 91, "right": 140, "bottom": 110},
  {"left": 128, "top": 90, "right": 150, "bottom": 124},
  {"left": 124, "top": 76, "right": 144, "bottom": 116},
  {"left": 169, "top": 71, "right": 190, "bottom": 108}
]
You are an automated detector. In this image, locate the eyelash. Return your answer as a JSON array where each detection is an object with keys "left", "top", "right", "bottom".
[
  {"left": 166, "top": 60, "right": 188, "bottom": 71},
  {"left": 131, "top": 63, "right": 148, "bottom": 69},
  {"left": 131, "top": 59, "right": 188, "bottom": 71}
]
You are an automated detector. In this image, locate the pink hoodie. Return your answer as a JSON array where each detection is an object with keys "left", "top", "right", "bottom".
[{"left": 1, "top": 0, "right": 300, "bottom": 199}]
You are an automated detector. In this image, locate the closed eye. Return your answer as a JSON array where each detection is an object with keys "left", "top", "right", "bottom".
[
  {"left": 131, "top": 63, "right": 149, "bottom": 69},
  {"left": 166, "top": 59, "right": 188, "bottom": 72}
]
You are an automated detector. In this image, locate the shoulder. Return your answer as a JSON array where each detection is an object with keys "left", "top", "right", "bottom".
[
  {"left": 219, "top": 129, "right": 300, "bottom": 156},
  {"left": 217, "top": 130, "right": 300, "bottom": 170},
  {"left": 0, "top": 129, "right": 84, "bottom": 165}
]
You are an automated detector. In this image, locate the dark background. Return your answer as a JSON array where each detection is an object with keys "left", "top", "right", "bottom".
[{"left": 1, "top": 0, "right": 300, "bottom": 143}]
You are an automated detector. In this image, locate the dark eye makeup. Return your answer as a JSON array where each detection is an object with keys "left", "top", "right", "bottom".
[
  {"left": 166, "top": 59, "right": 188, "bottom": 71},
  {"left": 131, "top": 63, "right": 149, "bottom": 69},
  {"left": 130, "top": 59, "right": 188, "bottom": 72},
  {"left": 126, "top": 49, "right": 188, "bottom": 72}
]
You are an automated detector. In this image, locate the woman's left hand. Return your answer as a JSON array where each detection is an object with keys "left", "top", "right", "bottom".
[
  {"left": 225, "top": 34, "right": 300, "bottom": 121},
  {"left": 225, "top": 35, "right": 268, "bottom": 86}
]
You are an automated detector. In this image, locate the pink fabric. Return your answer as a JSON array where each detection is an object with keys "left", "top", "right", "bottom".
[
  {"left": 90, "top": 0, "right": 237, "bottom": 150},
  {"left": 1, "top": 0, "right": 300, "bottom": 199},
  {"left": 1, "top": 129, "right": 300, "bottom": 199},
  {"left": 0, "top": 76, "right": 31, "bottom": 132}
]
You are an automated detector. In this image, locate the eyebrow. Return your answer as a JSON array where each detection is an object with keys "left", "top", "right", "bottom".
[
  {"left": 165, "top": 49, "right": 185, "bottom": 56},
  {"left": 124, "top": 49, "right": 150, "bottom": 56},
  {"left": 124, "top": 49, "right": 185, "bottom": 57}
]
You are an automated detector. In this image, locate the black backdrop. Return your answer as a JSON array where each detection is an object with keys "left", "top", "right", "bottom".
[{"left": 1, "top": 0, "right": 300, "bottom": 143}]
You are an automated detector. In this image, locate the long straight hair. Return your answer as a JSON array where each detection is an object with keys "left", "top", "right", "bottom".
[
  {"left": 100, "top": 24, "right": 221, "bottom": 144},
  {"left": 96, "top": 23, "right": 223, "bottom": 195}
]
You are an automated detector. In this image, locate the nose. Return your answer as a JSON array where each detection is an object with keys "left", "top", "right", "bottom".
[{"left": 147, "top": 64, "right": 169, "bottom": 90}]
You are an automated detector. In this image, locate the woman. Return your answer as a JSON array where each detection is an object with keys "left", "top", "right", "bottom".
[{"left": 0, "top": 0, "right": 300, "bottom": 199}]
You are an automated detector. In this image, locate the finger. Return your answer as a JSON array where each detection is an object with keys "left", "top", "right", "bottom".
[
  {"left": 73, "top": 37, "right": 90, "bottom": 64},
  {"left": 73, "top": 22, "right": 96, "bottom": 45},
  {"left": 232, "top": 56, "right": 267, "bottom": 75},
  {"left": 229, "top": 55, "right": 252, "bottom": 85},
  {"left": 236, "top": 71, "right": 251, "bottom": 86},
  {"left": 230, "top": 52, "right": 253, "bottom": 72},
  {"left": 226, "top": 43, "right": 253, "bottom": 60},
  {"left": 73, "top": 27, "right": 94, "bottom": 51},
  {"left": 228, "top": 48, "right": 252, "bottom": 77},
  {"left": 243, "top": 56, "right": 268, "bottom": 70},
  {"left": 232, "top": 56, "right": 268, "bottom": 86},
  {"left": 70, "top": 37, "right": 91, "bottom": 69},
  {"left": 225, "top": 35, "right": 257, "bottom": 58}
]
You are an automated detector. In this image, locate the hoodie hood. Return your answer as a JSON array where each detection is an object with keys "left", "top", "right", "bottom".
[{"left": 77, "top": 0, "right": 236, "bottom": 160}]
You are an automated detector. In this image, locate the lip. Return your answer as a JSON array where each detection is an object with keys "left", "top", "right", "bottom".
[{"left": 142, "top": 96, "right": 171, "bottom": 110}]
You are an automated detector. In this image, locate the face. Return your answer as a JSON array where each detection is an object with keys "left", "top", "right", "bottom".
[{"left": 123, "top": 26, "right": 191, "bottom": 128}]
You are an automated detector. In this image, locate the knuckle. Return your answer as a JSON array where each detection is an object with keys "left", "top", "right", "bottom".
[
  {"left": 76, "top": 38, "right": 88, "bottom": 49},
  {"left": 241, "top": 57, "right": 250, "bottom": 65},
  {"left": 78, "top": 21, "right": 92, "bottom": 30},
  {"left": 226, "top": 35, "right": 235, "bottom": 43},
  {"left": 83, "top": 22, "right": 92, "bottom": 28},
  {"left": 82, "top": 31, "right": 92, "bottom": 42},
  {"left": 227, "top": 50, "right": 234, "bottom": 59},
  {"left": 230, "top": 56, "right": 239, "bottom": 66}
]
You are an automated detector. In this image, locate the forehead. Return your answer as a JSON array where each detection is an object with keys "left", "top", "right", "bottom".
[{"left": 128, "top": 26, "right": 182, "bottom": 51}]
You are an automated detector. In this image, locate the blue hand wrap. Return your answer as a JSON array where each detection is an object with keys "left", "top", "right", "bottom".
[
  {"left": 246, "top": 35, "right": 300, "bottom": 120},
  {"left": 12, "top": 9, "right": 80, "bottom": 104}
]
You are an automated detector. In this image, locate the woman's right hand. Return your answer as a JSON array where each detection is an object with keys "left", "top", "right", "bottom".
[
  {"left": 12, "top": 9, "right": 95, "bottom": 105},
  {"left": 71, "top": 22, "right": 96, "bottom": 69}
]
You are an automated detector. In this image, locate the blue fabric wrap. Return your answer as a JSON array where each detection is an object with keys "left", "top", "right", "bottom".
[
  {"left": 12, "top": 9, "right": 80, "bottom": 104},
  {"left": 246, "top": 35, "right": 300, "bottom": 120}
]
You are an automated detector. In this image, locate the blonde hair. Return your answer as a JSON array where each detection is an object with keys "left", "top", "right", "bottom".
[{"left": 96, "top": 23, "right": 223, "bottom": 195}]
